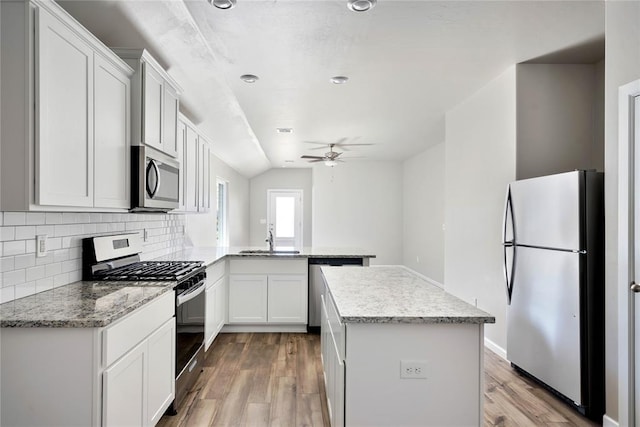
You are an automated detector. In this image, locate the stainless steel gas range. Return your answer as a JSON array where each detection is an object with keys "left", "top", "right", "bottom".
[{"left": 83, "top": 233, "right": 206, "bottom": 414}]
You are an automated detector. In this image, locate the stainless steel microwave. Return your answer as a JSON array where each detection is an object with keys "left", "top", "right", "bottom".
[{"left": 131, "top": 146, "right": 180, "bottom": 212}]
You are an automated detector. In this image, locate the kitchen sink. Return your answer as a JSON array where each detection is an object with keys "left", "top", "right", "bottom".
[{"left": 238, "top": 249, "right": 301, "bottom": 255}]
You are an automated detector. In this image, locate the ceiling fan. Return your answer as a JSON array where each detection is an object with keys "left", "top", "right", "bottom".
[
  {"left": 301, "top": 138, "right": 372, "bottom": 166},
  {"left": 301, "top": 144, "right": 345, "bottom": 166}
]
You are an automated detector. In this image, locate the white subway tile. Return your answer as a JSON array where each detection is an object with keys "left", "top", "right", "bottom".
[
  {"left": 0, "top": 227, "right": 15, "bottom": 242},
  {"left": 4, "top": 269, "right": 25, "bottom": 286},
  {"left": 53, "top": 249, "right": 70, "bottom": 263},
  {"left": 77, "top": 213, "right": 91, "bottom": 224},
  {"left": 14, "top": 254, "right": 35, "bottom": 269},
  {"left": 25, "top": 213, "right": 46, "bottom": 225},
  {"left": 53, "top": 273, "right": 69, "bottom": 287},
  {"left": 4, "top": 212, "right": 26, "bottom": 226},
  {"left": 62, "top": 213, "right": 79, "bottom": 224},
  {"left": 47, "top": 237, "right": 62, "bottom": 251},
  {"left": 35, "top": 253, "right": 54, "bottom": 266},
  {"left": 15, "top": 281, "right": 36, "bottom": 299},
  {"left": 69, "top": 247, "right": 82, "bottom": 260},
  {"left": 45, "top": 263, "right": 62, "bottom": 277},
  {"left": 36, "top": 225, "right": 55, "bottom": 236},
  {"left": 90, "top": 213, "right": 102, "bottom": 223},
  {"left": 68, "top": 224, "right": 83, "bottom": 236},
  {"left": 15, "top": 226, "right": 35, "bottom": 240},
  {"left": 61, "top": 259, "right": 80, "bottom": 273},
  {"left": 101, "top": 214, "right": 113, "bottom": 222},
  {"left": 4, "top": 241, "right": 26, "bottom": 256},
  {"left": 1, "top": 257, "right": 15, "bottom": 272},
  {"left": 114, "top": 223, "right": 125, "bottom": 232},
  {"left": 54, "top": 224, "right": 69, "bottom": 237},
  {"left": 83, "top": 223, "right": 96, "bottom": 235},
  {"left": 45, "top": 212, "right": 63, "bottom": 224},
  {"left": 36, "top": 277, "right": 54, "bottom": 293},
  {"left": 1, "top": 286, "right": 15, "bottom": 303},
  {"left": 25, "top": 239, "right": 35, "bottom": 254},
  {"left": 25, "top": 265, "right": 46, "bottom": 282},
  {"left": 96, "top": 223, "right": 110, "bottom": 233},
  {"left": 0, "top": 212, "right": 3, "bottom": 226},
  {"left": 68, "top": 270, "right": 82, "bottom": 283}
]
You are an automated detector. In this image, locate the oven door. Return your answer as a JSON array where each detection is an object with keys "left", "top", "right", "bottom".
[{"left": 132, "top": 146, "right": 180, "bottom": 211}]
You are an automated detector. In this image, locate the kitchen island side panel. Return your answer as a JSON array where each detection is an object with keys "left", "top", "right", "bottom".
[{"left": 345, "top": 322, "right": 483, "bottom": 427}]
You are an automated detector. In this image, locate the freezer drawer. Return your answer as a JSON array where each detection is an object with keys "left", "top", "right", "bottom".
[{"left": 507, "top": 246, "right": 582, "bottom": 404}]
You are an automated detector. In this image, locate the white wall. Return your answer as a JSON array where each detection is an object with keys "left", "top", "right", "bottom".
[
  {"left": 312, "top": 161, "right": 403, "bottom": 265},
  {"left": 402, "top": 143, "right": 445, "bottom": 284},
  {"left": 604, "top": 2, "right": 640, "bottom": 423},
  {"left": 248, "top": 168, "right": 312, "bottom": 247},
  {"left": 516, "top": 63, "right": 604, "bottom": 180},
  {"left": 444, "top": 66, "right": 517, "bottom": 351},
  {"left": 184, "top": 153, "right": 250, "bottom": 247}
]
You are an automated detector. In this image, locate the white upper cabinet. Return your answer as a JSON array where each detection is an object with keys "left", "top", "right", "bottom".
[
  {"left": 0, "top": 0, "right": 133, "bottom": 211},
  {"left": 113, "top": 48, "right": 182, "bottom": 159},
  {"left": 177, "top": 114, "right": 213, "bottom": 214},
  {"left": 94, "top": 55, "right": 131, "bottom": 209}
]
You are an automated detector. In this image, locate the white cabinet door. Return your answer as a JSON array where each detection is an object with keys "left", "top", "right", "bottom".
[
  {"left": 198, "top": 138, "right": 211, "bottom": 212},
  {"left": 143, "top": 63, "right": 163, "bottom": 152},
  {"left": 176, "top": 120, "right": 186, "bottom": 211},
  {"left": 228, "top": 275, "right": 268, "bottom": 323},
  {"left": 36, "top": 7, "right": 94, "bottom": 207},
  {"left": 103, "top": 340, "right": 146, "bottom": 427},
  {"left": 268, "top": 275, "right": 307, "bottom": 323},
  {"left": 94, "top": 55, "right": 130, "bottom": 209},
  {"left": 147, "top": 318, "right": 175, "bottom": 427},
  {"left": 163, "top": 84, "right": 179, "bottom": 158},
  {"left": 204, "top": 279, "right": 217, "bottom": 351},
  {"left": 214, "top": 277, "right": 227, "bottom": 334},
  {"left": 184, "top": 125, "right": 199, "bottom": 212}
]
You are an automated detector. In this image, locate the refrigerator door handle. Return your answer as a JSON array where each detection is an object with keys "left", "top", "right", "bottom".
[{"left": 503, "top": 187, "right": 516, "bottom": 304}]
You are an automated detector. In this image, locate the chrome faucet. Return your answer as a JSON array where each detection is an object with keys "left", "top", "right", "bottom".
[{"left": 265, "top": 229, "right": 274, "bottom": 252}]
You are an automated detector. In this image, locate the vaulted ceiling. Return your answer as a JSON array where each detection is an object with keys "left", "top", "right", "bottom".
[{"left": 59, "top": 0, "right": 605, "bottom": 177}]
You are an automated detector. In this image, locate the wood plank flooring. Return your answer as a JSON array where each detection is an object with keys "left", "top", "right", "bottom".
[{"left": 157, "top": 333, "right": 599, "bottom": 427}]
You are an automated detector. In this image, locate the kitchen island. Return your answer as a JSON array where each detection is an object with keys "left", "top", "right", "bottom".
[{"left": 320, "top": 266, "right": 494, "bottom": 427}]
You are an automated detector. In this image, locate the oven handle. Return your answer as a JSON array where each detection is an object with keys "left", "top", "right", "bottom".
[{"left": 176, "top": 280, "right": 206, "bottom": 307}]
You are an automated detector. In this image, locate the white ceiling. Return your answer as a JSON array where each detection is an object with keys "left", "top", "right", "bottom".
[{"left": 59, "top": 0, "right": 604, "bottom": 177}]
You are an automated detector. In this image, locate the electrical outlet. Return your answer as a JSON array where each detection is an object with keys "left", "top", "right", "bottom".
[
  {"left": 36, "top": 235, "right": 48, "bottom": 258},
  {"left": 400, "top": 360, "right": 428, "bottom": 379}
]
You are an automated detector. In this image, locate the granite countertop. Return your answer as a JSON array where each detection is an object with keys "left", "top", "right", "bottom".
[
  {"left": 321, "top": 266, "right": 495, "bottom": 325},
  {"left": 0, "top": 281, "right": 174, "bottom": 328},
  {"left": 154, "top": 246, "right": 376, "bottom": 266}
]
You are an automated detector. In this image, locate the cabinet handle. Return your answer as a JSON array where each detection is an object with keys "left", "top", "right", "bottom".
[{"left": 631, "top": 282, "right": 640, "bottom": 293}]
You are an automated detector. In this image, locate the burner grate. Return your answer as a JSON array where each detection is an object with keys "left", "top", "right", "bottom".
[{"left": 94, "top": 261, "right": 204, "bottom": 281}]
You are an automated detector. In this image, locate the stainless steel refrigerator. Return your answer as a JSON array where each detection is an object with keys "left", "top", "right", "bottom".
[{"left": 502, "top": 170, "right": 604, "bottom": 420}]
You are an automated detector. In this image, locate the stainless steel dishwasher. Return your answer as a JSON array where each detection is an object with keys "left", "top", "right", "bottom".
[{"left": 308, "top": 257, "right": 364, "bottom": 332}]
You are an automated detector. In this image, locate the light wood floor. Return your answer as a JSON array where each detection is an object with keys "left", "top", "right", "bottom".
[{"left": 158, "top": 333, "right": 600, "bottom": 427}]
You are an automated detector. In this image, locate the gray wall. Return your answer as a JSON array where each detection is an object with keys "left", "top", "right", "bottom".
[
  {"left": 248, "top": 168, "right": 312, "bottom": 247},
  {"left": 185, "top": 153, "right": 250, "bottom": 247},
  {"left": 402, "top": 143, "right": 445, "bottom": 284},
  {"left": 312, "top": 161, "right": 403, "bottom": 265},
  {"left": 604, "top": 2, "right": 640, "bottom": 423},
  {"left": 516, "top": 63, "right": 605, "bottom": 180},
  {"left": 444, "top": 66, "right": 517, "bottom": 352}
]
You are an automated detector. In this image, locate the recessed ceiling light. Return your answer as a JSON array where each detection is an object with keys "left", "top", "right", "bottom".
[
  {"left": 347, "top": 0, "right": 376, "bottom": 12},
  {"left": 330, "top": 76, "right": 349, "bottom": 84},
  {"left": 240, "top": 74, "right": 259, "bottom": 83},
  {"left": 277, "top": 128, "right": 293, "bottom": 134},
  {"left": 208, "top": 0, "right": 236, "bottom": 9}
]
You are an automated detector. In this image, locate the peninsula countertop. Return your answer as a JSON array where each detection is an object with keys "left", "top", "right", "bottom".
[
  {"left": 154, "top": 246, "right": 376, "bottom": 266},
  {"left": 0, "top": 281, "right": 174, "bottom": 328},
  {"left": 321, "top": 266, "right": 495, "bottom": 324}
]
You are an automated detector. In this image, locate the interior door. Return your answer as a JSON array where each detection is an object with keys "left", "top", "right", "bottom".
[{"left": 267, "top": 190, "right": 303, "bottom": 248}]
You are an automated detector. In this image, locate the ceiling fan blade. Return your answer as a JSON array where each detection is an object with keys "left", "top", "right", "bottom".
[
  {"left": 331, "top": 151, "right": 343, "bottom": 159},
  {"left": 308, "top": 158, "right": 325, "bottom": 163},
  {"left": 301, "top": 155, "right": 325, "bottom": 160}
]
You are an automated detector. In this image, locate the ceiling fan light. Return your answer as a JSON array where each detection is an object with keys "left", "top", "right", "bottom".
[
  {"left": 330, "top": 76, "right": 349, "bottom": 84},
  {"left": 347, "top": 0, "right": 376, "bottom": 12},
  {"left": 324, "top": 160, "right": 337, "bottom": 167},
  {"left": 209, "top": 0, "right": 236, "bottom": 9}
]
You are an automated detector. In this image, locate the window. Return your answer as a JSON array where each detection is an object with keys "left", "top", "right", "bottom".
[
  {"left": 267, "top": 189, "right": 303, "bottom": 248},
  {"left": 216, "top": 179, "right": 229, "bottom": 247}
]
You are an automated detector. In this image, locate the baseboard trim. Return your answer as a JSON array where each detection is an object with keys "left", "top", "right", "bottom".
[
  {"left": 484, "top": 337, "right": 507, "bottom": 360},
  {"left": 602, "top": 415, "right": 618, "bottom": 427},
  {"left": 221, "top": 324, "right": 307, "bottom": 333}
]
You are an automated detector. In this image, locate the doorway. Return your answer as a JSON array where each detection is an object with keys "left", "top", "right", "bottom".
[
  {"left": 267, "top": 189, "right": 303, "bottom": 249},
  {"left": 617, "top": 79, "right": 640, "bottom": 426}
]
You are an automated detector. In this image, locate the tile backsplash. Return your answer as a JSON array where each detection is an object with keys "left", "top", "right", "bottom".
[{"left": 0, "top": 212, "right": 186, "bottom": 303}]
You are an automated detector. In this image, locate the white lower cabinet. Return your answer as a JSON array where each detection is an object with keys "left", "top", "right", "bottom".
[
  {"left": 321, "top": 294, "right": 345, "bottom": 427},
  {"left": 0, "top": 292, "right": 175, "bottom": 427},
  {"left": 228, "top": 259, "right": 308, "bottom": 327},
  {"left": 204, "top": 261, "right": 227, "bottom": 351}
]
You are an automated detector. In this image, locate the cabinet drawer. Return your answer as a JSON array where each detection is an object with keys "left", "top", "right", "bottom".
[
  {"left": 103, "top": 291, "right": 174, "bottom": 367},
  {"left": 229, "top": 258, "right": 307, "bottom": 274},
  {"left": 207, "top": 260, "right": 225, "bottom": 286},
  {"left": 326, "top": 292, "right": 345, "bottom": 362}
]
